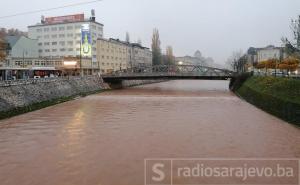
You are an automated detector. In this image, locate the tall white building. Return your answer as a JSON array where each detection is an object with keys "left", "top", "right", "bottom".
[{"left": 28, "top": 11, "right": 103, "bottom": 61}]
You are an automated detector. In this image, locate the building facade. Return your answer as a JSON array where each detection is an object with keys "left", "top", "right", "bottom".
[
  {"left": 28, "top": 12, "right": 103, "bottom": 60},
  {"left": 130, "top": 43, "right": 152, "bottom": 68},
  {"left": 96, "top": 38, "right": 129, "bottom": 74},
  {"left": 97, "top": 38, "right": 152, "bottom": 74},
  {"left": 247, "top": 45, "right": 287, "bottom": 63},
  {"left": 5, "top": 36, "right": 38, "bottom": 58}
]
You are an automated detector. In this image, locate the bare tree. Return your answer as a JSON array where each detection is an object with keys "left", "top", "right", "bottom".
[
  {"left": 226, "top": 50, "right": 246, "bottom": 72},
  {"left": 151, "top": 28, "right": 162, "bottom": 65},
  {"left": 291, "top": 15, "right": 300, "bottom": 49}
]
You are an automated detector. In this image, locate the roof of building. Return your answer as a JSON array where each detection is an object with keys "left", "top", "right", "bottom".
[
  {"left": 4, "top": 35, "right": 37, "bottom": 48},
  {"left": 97, "top": 37, "right": 150, "bottom": 50},
  {"left": 5, "top": 36, "right": 21, "bottom": 47},
  {"left": 28, "top": 19, "right": 103, "bottom": 28}
]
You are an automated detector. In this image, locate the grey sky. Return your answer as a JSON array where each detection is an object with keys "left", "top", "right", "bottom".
[{"left": 1, "top": 0, "right": 299, "bottom": 64}]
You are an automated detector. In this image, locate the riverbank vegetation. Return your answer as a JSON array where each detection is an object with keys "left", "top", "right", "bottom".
[{"left": 231, "top": 75, "right": 300, "bottom": 125}]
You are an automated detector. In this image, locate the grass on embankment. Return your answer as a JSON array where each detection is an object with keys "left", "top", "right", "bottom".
[
  {"left": 232, "top": 75, "right": 300, "bottom": 125},
  {"left": 0, "top": 90, "right": 104, "bottom": 121}
]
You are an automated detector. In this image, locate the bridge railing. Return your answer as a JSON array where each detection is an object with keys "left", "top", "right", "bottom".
[{"left": 102, "top": 65, "right": 235, "bottom": 78}]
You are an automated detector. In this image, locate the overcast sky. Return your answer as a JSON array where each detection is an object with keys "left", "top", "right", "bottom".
[{"left": 1, "top": 0, "right": 299, "bottom": 64}]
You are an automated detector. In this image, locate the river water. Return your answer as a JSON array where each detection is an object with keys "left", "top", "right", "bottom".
[{"left": 0, "top": 80, "right": 299, "bottom": 185}]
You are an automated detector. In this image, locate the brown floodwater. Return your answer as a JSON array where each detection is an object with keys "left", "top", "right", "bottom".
[{"left": 0, "top": 80, "right": 299, "bottom": 185}]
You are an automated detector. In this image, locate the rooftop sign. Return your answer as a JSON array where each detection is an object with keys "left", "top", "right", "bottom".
[{"left": 45, "top": 14, "right": 84, "bottom": 24}]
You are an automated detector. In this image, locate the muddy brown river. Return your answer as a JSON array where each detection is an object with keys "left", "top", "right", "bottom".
[{"left": 0, "top": 80, "right": 299, "bottom": 185}]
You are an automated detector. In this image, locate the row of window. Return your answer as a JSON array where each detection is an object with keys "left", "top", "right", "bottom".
[
  {"left": 14, "top": 60, "right": 63, "bottom": 66},
  {"left": 39, "top": 48, "right": 80, "bottom": 53},
  {"left": 100, "top": 55, "right": 127, "bottom": 61},
  {"left": 37, "top": 33, "right": 102, "bottom": 40},
  {"left": 101, "top": 63, "right": 127, "bottom": 67},
  {"left": 39, "top": 41, "right": 80, "bottom": 46},
  {"left": 36, "top": 25, "right": 102, "bottom": 33}
]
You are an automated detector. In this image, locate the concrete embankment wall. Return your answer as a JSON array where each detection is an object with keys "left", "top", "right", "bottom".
[
  {"left": 122, "top": 79, "right": 166, "bottom": 87},
  {"left": 0, "top": 76, "right": 105, "bottom": 117},
  {"left": 230, "top": 74, "right": 300, "bottom": 125},
  {"left": 0, "top": 76, "right": 166, "bottom": 119}
]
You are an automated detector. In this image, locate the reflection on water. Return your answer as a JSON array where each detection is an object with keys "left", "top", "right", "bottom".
[{"left": 0, "top": 80, "right": 299, "bottom": 185}]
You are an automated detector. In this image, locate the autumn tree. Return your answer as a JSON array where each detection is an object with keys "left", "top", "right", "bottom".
[
  {"left": 278, "top": 57, "right": 300, "bottom": 74},
  {"left": 151, "top": 28, "right": 162, "bottom": 65}
]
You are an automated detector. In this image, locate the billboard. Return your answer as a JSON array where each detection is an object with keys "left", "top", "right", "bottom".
[
  {"left": 45, "top": 14, "right": 84, "bottom": 24},
  {"left": 81, "top": 24, "right": 92, "bottom": 57}
]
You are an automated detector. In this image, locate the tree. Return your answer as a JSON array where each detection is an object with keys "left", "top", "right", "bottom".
[
  {"left": 226, "top": 50, "right": 245, "bottom": 72},
  {"left": 291, "top": 15, "right": 300, "bottom": 49},
  {"left": 0, "top": 38, "right": 9, "bottom": 61},
  {"left": 282, "top": 15, "right": 300, "bottom": 58},
  {"left": 164, "top": 46, "right": 175, "bottom": 65},
  {"left": 126, "top": 32, "right": 130, "bottom": 43},
  {"left": 151, "top": 28, "right": 162, "bottom": 65},
  {"left": 278, "top": 57, "right": 300, "bottom": 73},
  {"left": 137, "top": 38, "right": 142, "bottom": 45}
]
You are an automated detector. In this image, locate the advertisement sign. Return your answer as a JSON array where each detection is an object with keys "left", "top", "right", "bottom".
[
  {"left": 45, "top": 14, "right": 84, "bottom": 24},
  {"left": 81, "top": 24, "right": 92, "bottom": 57}
]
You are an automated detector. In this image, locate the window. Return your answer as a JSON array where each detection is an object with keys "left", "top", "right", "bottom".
[
  {"left": 44, "top": 42, "right": 50, "bottom": 46},
  {"left": 52, "top": 49, "right": 57, "bottom": 52},
  {"left": 68, "top": 48, "right": 73, "bottom": 51},
  {"left": 52, "top": 42, "right": 57, "bottom": 45},
  {"left": 59, "top": 26, "right": 65, "bottom": 31},
  {"left": 75, "top": 25, "right": 81, "bottom": 29},
  {"left": 59, "top": 34, "right": 65, "bottom": 38},
  {"left": 51, "top": 34, "right": 57, "bottom": 38},
  {"left": 38, "top": 43, "right": 42, "bottom": 46},
  {"left": 44, "top": 35, "right": 50, "bottom": 39},
  {"left": 59, "top": 41, "right": 65, "bottom": 46},
  {"left": 67, "top": 41, "right": 73, "bottom": 45},
  {"left": 60, "top": 48, "right": 66, "bottom": 52},
  {"left": 51, "top": 27, "right": 57, "bottom": 31},
  {"left": 38, "top": 50, "right": 42, "bottom": 53},
  {"left": 45, "top": 49, "right": 50, "bottom": 52},
  {"left": 67, "top": 33, "right": 73, "bottom": 38},
  {"left": 35, "top": 61, "right": 40, "bottom": 65},
  {"left": 36, "top": 28, "right": 42, "bottom": 32},
  {"left": 67, "top": 26, "right": 73, "bottom": 30},
  {"left": 44, "top": 28, "right": 49, "bottom": 32}
]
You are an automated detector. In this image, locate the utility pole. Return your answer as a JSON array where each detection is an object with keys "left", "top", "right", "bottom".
[{"left": 80, "top": 41, "right": 82, "bottom": 76}]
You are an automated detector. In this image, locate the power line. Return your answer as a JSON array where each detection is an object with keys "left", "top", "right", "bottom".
[{"left": 0, "top": 0, "right": 102, "bottom": 19}]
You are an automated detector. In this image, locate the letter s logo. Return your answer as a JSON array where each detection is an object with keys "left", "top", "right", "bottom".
[{"left": 152, "top": 163, "right": 165, "bottom": 182}]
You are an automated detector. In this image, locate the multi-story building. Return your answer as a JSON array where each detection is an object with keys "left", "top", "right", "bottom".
[
  {"left": 97, "top": 38, "right": 152, "bottom": 74},
  {"left": 96, "top": 38, "right": 129, "bottom": 74},
  {"left": 28, "top": 11, "right": 103, "bottom": 75},
  {"left": 247, "top": 45, "right": 287, "bottom": 64},
  {"left": 130, "top": 43, "right": 152, "bottom": 68}
]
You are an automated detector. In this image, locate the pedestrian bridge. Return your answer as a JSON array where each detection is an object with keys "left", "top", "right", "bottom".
[{"left": 102, "top": 65, "right": 235, "bottom": 83}]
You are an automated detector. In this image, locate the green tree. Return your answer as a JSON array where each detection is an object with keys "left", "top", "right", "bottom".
[{"left": 151, "top": 28, "right": 162, "bottom": 65}]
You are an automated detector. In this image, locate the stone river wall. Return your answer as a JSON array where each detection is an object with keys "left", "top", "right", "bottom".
[{"left": 0, "top": 75, "right": 105, "bottom": 113}]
